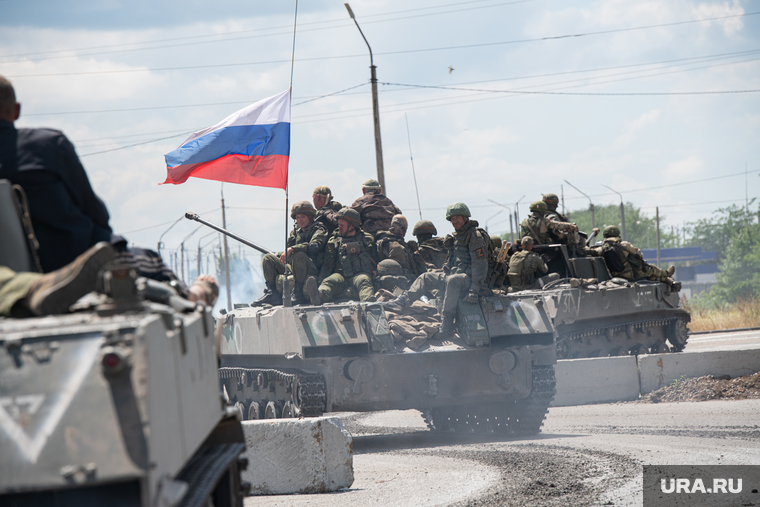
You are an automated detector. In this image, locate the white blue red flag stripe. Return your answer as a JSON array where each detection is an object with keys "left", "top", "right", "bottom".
[{"left": 162, "top": 89, "right": 290, "bottom": 189}]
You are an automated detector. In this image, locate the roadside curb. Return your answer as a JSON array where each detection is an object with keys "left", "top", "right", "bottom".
[{"left": 552, "top": 347, "right": 760, "bottom": 406}]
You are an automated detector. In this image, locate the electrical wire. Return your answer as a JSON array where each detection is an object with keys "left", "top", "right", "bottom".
[{"left": 5, "top": 11, "right": 757, "bottom": 79}]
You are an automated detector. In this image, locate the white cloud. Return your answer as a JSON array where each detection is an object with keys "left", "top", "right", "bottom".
[{"left": 694, "top": 1, "right": 745, "bottom": 37}]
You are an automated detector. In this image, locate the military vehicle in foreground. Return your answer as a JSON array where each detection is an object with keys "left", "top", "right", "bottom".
[
  {"left": 512, "top": 244, "right": 690, "bottom": 359},
  {"left": 218, "top": 295, "right": 557, "bottom": 434},
  {"left": 0, "top": 268, "right": 249, "bottom": 507}
]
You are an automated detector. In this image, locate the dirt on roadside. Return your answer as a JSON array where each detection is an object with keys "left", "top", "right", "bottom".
[{"left": 637, "top": 372, "right": 760, "bottom": 403}]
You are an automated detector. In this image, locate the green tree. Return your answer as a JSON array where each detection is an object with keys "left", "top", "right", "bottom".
[
  {"left": 564, "top": 203, "right": 676, "bottom": 248},
  {"left": 707, "top": 220, "right": 760, "bottom": 304},
  {"left": 684, "top": 201, "right": 757, "bottom": 263}
]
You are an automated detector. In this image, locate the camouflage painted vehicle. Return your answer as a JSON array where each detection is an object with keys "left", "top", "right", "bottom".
[
  {"left": 514, "top": 244, "right": 690, "bottom": 359},
  {"left": 0, "top": 269, "right": 249, "bottom": 507},
  {"left": 218, "top": 295, "right": 557, "bottom": 435}
]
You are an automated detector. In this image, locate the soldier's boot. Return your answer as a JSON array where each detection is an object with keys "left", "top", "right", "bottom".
[
  {"left": 383, "top": 292, "right": 410, "bottom": 313},
  {"left": 666, "top": 265, "right": 676, "bottom": 277},
  {"left": 291, "top": 281, "right": 310, "bottom": 306},
  {"left": 569, "top": 278, "right": 581, "bottom": 288},
  {"left": 26, "top": 242, "right": 117, "bottom": 316},
  {"left": 304, "top": 276, "right": 322, "bottom": 306},
  {"left": 437, "top": 311, "right": 456, "bottom": 340},
  {"left": 252, "top": 281, "right": 281, "bottom": 307},
  {"left": 667, "top": 278, "right": 682, "bottom": 292}
]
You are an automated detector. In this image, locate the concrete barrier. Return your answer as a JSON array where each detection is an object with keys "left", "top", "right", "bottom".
[
  {"left": 552, "top": 355, "right": 640, "bottom": 406},
  {"left": 638, "top": 348, "right": 760, "bottom": 394},
  {"left": 241, "top": 416, "right": 353, "bottom": 495}
]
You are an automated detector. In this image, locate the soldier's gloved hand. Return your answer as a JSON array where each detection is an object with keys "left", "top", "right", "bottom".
[
  {"left": 307, "top": 242, "right": 320, "bottom": 259},
  {"left": 465, "top": 291, "right": 479, "bottom": 304}
]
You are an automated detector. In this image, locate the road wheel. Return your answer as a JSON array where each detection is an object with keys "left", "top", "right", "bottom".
[
  {"left": 234, "top": 402, "right": 246, "bottom": 421},
  {"left": 248, "top": 401, "right": 261, "bottom": 420},
  {"left": 667, "top": 319, "right": 689, "bottom": 352},
  {"left": 650, "top": 342, "right": 670, "bottom": 354},
  {"left": 265, "top": 401, "right": 282, "bottom": 419},
  {"left": 282, "top": 401, "right": 298, "bottom": 418}
]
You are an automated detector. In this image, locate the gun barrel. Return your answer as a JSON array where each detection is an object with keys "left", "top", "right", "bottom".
[
  {"left": 184, "top": 212, "right": 274, "bottom": 255},
  {"left": 585, "top": 229, "right": 599, "bottom": 247}
]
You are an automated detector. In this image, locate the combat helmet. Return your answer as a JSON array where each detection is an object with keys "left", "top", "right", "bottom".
[
  {"left": 413, "top": 220, "right": 437, "bottom": 237},
  {"left": 362, "top": 178, "right": 381, "bottom": 193},
  {"left": 336, "top": 207, "right": 362, "bottom": 228},
  {"left": 290, "top": 200, "right": 316, "bottom": 219},
  {"left": 445, "top": 202, "right": 471, "bottom": 221},
  {"left": 390, "top": 215, "right": 408, "bottom": 236},
  {"left": 542, "top": 193, "right": 559, "bottom": 210},
  {"left": 603, "top": 225, "right": 620, "bottom": 238},
  {"left": 529, "top": 200, "right": 547, "bottom": 214},
  {"left": 377, "top": 259, "right": 404, "bottom": 277},
  {"left": 312, "top": 185, "right": 333, "bottom": 204},
  {"left": 490, "top": 235, "right": 502, "bottom": 249}
]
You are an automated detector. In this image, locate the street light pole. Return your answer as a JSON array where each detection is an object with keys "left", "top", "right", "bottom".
[
  {"left": 564, "top": 180, "right": 595, "bottom": 230},
  {"left": 345, "top": 3, "right": 385, "bottom": 193},
  {"left": 514, "top": 195, "right": 526, "bottom": 237},
  {"left": 485, "top": 209, "right": 504, "bottom": 233},
  {"left": 602, "top": 184, "right": 626, "bottom": 242},
  {"left": 487, "top": 199, "right": 513, "bottom": 242}
]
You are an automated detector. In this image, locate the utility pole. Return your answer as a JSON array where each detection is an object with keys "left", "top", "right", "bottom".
[
  {"left": 602, "top": 184, "right": 626, "bottom": 242},
  {"left": 564, "top": 180, "right": 595, "bottom": 230},
  {"left": 487, "top": 199, "right": 513, "bottom": 242},
  {"left": 180, "top": 244, "right": 185, "bottom": 282},
  {"left": 345, "top": 3, "right": 385, "bottom": 193},
  {"left": 656, "top": 207, "right": 661, "bottom": 268},
  {"left": 221, "top": 186, "right": 232, "bottom": 311}
]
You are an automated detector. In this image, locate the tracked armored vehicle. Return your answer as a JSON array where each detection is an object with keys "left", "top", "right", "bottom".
[
  {"left": 218, "top": 295, "right": 557, "bottom": 435},
  {"left": 0, "top": 270, "right": 249, "bottom": 507},
  {"left": 512, "top": 244, "right": 690, "bottom": 359}
]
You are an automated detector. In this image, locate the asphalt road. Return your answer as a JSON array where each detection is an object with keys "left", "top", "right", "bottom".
[
  {"left": 684, "top": 329, "right": 760, "bottom": 352},
  {"left": 244, "top": 399, "right": 760, "bottom": 506}
]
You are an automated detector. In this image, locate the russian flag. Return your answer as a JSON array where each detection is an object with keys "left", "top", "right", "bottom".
[{"left": 162, "top": 89, "right": 290, "bottom": 189}]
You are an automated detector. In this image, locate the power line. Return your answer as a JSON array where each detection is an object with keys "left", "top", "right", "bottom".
[{"left": 6, "top": 11, "right": 757, "bottom": 79}]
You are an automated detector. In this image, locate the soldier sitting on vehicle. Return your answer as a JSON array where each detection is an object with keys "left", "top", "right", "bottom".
[
  {"left": 520, "top": 200, "right": 578, "bottom": 246},
  {"left": 375, "top": 215, "right": 426, "bottom": 282},
  {"left": 350, "top": 178, "right": 402, "bottom": 237},
  {"left": 304, "top": 207, "right": 379, "bottom": 305},
  {"left": 253, "top": 201, "right": 328, "bottom": 306},
  {"left": 586, "top": 226, "right": 677, "bottom": 287},
  {"left": 543, "top": 193, "right": 582, "bottom": 256},
  {"left": 507, "top": 237, "right": 559, "bottom": 292},
  {"left": 410, "top": 219, "right": 448, "bottom": 270},
  {"left": 375, "top": 259, "right": 411, "bottom": 292},
  {"left": 312, "top": 185, "right": 343, "bottom": 234},
  {"left": 489, "top": 234, "right": 510, "bottom": 290},
  {"left": 384, "top": 202, "right": 491, "bottom": 339}
]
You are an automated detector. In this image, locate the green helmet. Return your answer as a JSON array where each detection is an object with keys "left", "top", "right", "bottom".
[
  {"left": 377, "top": 259, "right": 403, "bottom": 276},
  {"left": 413, "top": 220, "right": 437, "bottom": 236},
  {"left": 312, "top": 185, "right": 333, "bottom": 202},
  {"left": 529, "top": 200, "right": 547, "bottom": 213},
  {"left": 445, "top": 202, "right": 471, "bottom": 221},
  {"left": 362, "top": 178, "right": 381, "bottom": 193},
  {"left": 290, "top": 200, "right": 316, "bottom": 219},
  {"left": 542, "top": 193, "right": 559, "bottom": 205},
  {"left": 490, "top": 235, "right": 502, "bottom": 249},
  {"left": 336, "top": 207, "right": 362, "bottom": 228},
  {"left": 603, "top": 225, "right": 620, "bottom": 238}
]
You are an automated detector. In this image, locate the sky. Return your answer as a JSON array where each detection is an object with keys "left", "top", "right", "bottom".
[{"left": 1, "top": 0, "right": 759, "bottom": 302}]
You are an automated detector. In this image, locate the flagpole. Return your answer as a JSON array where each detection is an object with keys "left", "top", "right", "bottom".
[
  {"left": 282, "top": 0, "right": 299, "bottom": 308},
  {"left": 221, "top": 183, "right": 232, "bottom": 311}
]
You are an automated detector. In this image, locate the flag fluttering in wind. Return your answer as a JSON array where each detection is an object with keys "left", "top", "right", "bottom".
[{"left": 162, "top": 89, "right": 290, "bottom": 189}]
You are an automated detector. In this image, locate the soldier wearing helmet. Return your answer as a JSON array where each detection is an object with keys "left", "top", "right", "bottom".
[
  {"left": 586, "top": 225, "right": 676, "bottom": 286},
  {"left": 253, "top": 200, "right": 329, "bottom": 306},
  {"left": 520, "top": 200, "right": 577, "bottom": 247},
  {"left": 542, "top": 192, "right": 583, "bottom": 255},
  {"left": 507, "top": 236, "right": 552, "bottom": 292},
  {"left": 375, "top": 215, "right": 426, "bottom": 287},
  {"left": 304, "top": 207, "right": 379, "bottom": 305},
  {"left": 375, "top": 259, "right": 412, "bottom": 292},
  {"left": 350, "top": 178, "right": 402, "bottom": 237},
  {"left": 412, "top": 220, "right": 448, "bottom": 270},
  {"left": 312, "top": 185, "right": 343, "bottom": 234},
  {"left": 384, "top": 202, "right": 492, "bottom": 339}
]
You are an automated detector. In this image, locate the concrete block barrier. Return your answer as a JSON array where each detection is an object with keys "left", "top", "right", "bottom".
[
  {"left": 241, "top": 416, "right": 354, "bottom": 495},
  {"left": 552, "top": 355, "right": 640, "bottom": 406},
  {"left": 638, "top": 348, "right": 760, "bottom": 394}
]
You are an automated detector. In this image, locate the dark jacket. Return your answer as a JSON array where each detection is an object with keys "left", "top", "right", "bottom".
[
  {"left": 350, "top": 192, "right": 402, "bottom": 236},
  {"left": 0, "top": 124, "right": 112, "bottom": 272}
]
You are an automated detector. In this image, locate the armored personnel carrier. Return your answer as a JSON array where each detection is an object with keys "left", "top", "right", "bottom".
[
  {"left": 0, "top": 269, "right": 249, "bottom": 507},
  {"left": 218, "top": 295, "right": 557, "bottom": 434},
  {"left": 512, "top": 244, "right": 690, "bottom": 359}
]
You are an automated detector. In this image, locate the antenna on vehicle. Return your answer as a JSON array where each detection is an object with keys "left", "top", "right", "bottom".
[{"left": 405, "top": 113, "right": 423, "bottom": 220}]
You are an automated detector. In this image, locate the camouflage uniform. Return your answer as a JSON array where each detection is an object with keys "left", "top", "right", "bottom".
[
  {"left": 520, "top": 201, "right": 577, "bottom": 246},
  {"left": 350, "top": 179, "right": 402, "bottom": 236},
  {"left": 375, "top": 259, "right": 411, "bottom": 292},
  {"left": 262, "top": 220, "right": 329, "bottom": 290},
  {"left": 0, "top": 267, "right": 41, "bottom": 317},
  {"left": 312, "top": 185, "right": 343, "bottom": 234},
  {"left": 316, "top": 225, "right": 379, "bottom": 303},
  {"left": 507, "top": 250, "right": 549, "bottom": 291},
  {"left": 375, "top": 215, "right": 426, "bottom": 282},
  {"left": 489, "top": 235, "right": 509, "bottom": 289},
  {"left": 587, "top": 226, "right": 672, "bottom": 283},
  {"left": 405, "top": 218, "right": 490, "bottom": 314},
  {"left": 412, "top": 220, "right": 448, "bottom": 270},
  {"left": 543, "top": 193, "right": 581, "bottom": 251}
]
